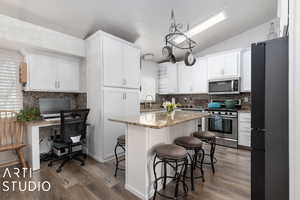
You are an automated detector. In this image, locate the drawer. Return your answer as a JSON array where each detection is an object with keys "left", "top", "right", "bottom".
[
  {"left": 238, "top": 134, "right": 251, "bottom": 147},
  {"left": 239, "top": 130, "right": 251, "bottom": 136},
  {"left": 239, "top": 122, "right": 251, "bottom": 130},
  {"left": 239, "top": 113, "right": 251, "bottom": 122}
]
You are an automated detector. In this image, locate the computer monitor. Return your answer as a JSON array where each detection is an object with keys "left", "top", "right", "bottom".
[{"left": 39, "top": 98, "right": 71, "bottom": 114}]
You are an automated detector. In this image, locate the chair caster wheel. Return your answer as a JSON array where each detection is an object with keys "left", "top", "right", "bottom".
[
  {"left": 48, "top": 163, "right": 53, "bottom": 167},
  {"left": 81, "top": 162, "right": 85, "bottom": 166},
  {"left": 56, "top": 168, "right": 62, "bottom": 173}
]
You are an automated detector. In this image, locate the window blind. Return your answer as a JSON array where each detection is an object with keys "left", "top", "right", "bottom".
[{"left": 0, "top": 49, "right": 23, "bottom": 112}]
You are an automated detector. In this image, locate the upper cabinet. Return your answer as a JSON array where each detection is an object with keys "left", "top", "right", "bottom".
[
  {"left": 103, "top": 35, "right": 141, "bottom": 89},
  {"left": 178, "top": 58, "right": 208, "bottom": 94},
  {"left": 25, "top": 53, "right": 82, "bottom": 92},
  {"left": 240, "top": 48, "right": 251, "bottom": 92},
  {"left": 158, "top": 62, "right": 178, "bottom": 94},
  {"left": 207, "top": 50, "right": 240, "bottom": 80}
]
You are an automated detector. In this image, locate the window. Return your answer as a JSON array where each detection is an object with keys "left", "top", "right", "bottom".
[{"left": 0, "top": 49, "right": 23, "bottom": 111}]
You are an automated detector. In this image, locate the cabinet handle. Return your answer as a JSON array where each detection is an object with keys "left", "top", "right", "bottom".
[
  {"left": 58, "top": 81, "right": 60, "bottom": 88},
  {"left": 55, "top": 81, "right": 57, "bottom": 88}
]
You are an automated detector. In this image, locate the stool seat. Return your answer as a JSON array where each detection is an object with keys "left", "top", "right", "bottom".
[
  {"left": 117, "top": 135, "right": 126, "bottom": 145},
  {"left": 193, "top": 131, "right": 216, "bottom": 140},
  {"left": 175, "top": 136, "right": 203, "bottom": 149},
  {"left": 155, "top": 144, "right": 187, "bottom": 160}
]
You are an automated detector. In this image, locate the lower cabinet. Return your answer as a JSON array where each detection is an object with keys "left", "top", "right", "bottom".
[
  {"left": 103, "top": 87, "right": 140, "bottom": 159},
  {"left": 238, "top": 112, "right": 251, "bottom": 147}
]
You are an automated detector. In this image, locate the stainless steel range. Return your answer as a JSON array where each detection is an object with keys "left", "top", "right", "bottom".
[{"left": 205, "top": 108, "right": 238, "bottom": 148}]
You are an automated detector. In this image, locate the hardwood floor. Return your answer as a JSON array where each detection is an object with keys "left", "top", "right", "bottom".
[{"left": 0, "top": 145, "right": 250, "bottom": 200}]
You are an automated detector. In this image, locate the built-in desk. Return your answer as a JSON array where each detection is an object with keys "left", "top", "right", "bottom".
[{"left": 25, "top": 120, "right": 90, "bottom": 171}]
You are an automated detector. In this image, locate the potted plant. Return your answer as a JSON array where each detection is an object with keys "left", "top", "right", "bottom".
[
  {"left": 16, "top": 108, "right": 41, "bottom": 122},
  {"left": 162, "top": 101, "right": 178, "bottom": 119}
]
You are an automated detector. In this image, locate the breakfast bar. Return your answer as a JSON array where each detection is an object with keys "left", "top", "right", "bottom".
[{"left": 109, "top": 111, "right": 209, "bottom": 200}]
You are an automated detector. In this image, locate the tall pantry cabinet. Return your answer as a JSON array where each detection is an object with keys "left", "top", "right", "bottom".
[{"left": 86, "top": 31, "right": 141, "bottom": 162}]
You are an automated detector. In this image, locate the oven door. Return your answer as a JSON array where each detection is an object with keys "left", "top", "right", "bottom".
[{"left": 207, "top": 115, "right": 238, "bottom": 140}]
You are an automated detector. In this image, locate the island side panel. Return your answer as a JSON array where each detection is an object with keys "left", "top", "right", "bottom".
[
  {"left": 125, "top": 124, "right": 150, "bottom": 199},
  {"left": 125, "top": 119, "right": 199, "bottom": 200}
]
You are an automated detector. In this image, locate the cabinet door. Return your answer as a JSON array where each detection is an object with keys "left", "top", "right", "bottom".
[
  {"left": 123, "top": 44, "right": 141, "bottom": 89},
  {"left": 158, "top": 63, "right": 177, "bottom": 94},
  {"left": 27, "top": 54, "right": 56, "bottom": 91},
  {"left": 103, "top": 35, "right": 123, "bottom": 87},
  {"left": 207, "top": 55, "right": 224, "bottom": 79},
  {"left": 223, "top": 52, "right": 239, "bottom": 77},
  {"left": 103, "top": 88, "right": 125, "bottom": 159},
  {"left": 167, "top": 63, "right": 178, "bottom": 93},
  {"left": 56, "top": 57, "right": 80, "bottom": 91},
  {"left": 193, "top": 58, "right": 208, "bottom": 93},
  {"left": 125, "top": 89, "right": 140, "bottom": 116},
  {"left": 241, "top": 49, "right": 251, "bottom": 92},
  {"left": 178, "top": 62, "right": 193, "bottom": 93}
]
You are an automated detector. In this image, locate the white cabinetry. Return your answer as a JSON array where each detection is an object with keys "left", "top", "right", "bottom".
[
  {"left": 25, "top": 53, "right": 81, "bottom": 92},
  {"left": 103, "top": 35, "right": 140, "bottom": 89},
  {"left": 86, "top": 31, "right": 141, "bottom": 161},
  {"left": 240, "top": 48, "right": 251, "bottom": 92},
  {"left": 103, "top": 88, "right": 140, "bottom": 158},
  {"left": 238, "top": 112, "right": 251, "bottom": 147},
  {"left": 158, "top": 62, "right": 178, "bottom": 94},
  {"left": 178, "top": 58, "right": 208, "bottom": 93},
  {"left": 207, "top": 50, "right": 240, "bottom": 79}
]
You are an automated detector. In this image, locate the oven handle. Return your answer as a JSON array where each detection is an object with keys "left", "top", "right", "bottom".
[{"left": 207, "top": 116, "right": 237, "bottom": 120}]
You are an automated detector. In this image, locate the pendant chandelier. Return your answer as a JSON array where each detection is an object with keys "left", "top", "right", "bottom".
[{"left": 162, "top": 9, "right": 197, "bottom": 66}]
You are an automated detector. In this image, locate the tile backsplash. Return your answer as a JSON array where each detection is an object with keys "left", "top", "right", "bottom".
[
  {"left": 23, "top": 91, "right": 87, "bottom": 110},
  {"left": 156, "top": 92, "right": 251, "bottom": 110}
]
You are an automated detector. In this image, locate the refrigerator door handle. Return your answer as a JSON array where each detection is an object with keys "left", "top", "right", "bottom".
[{"left": 251, "top": 128, "right": 266, "bottom": 132}]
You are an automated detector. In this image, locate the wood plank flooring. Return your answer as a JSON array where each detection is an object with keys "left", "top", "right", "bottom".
[{"left": 0, "top": 145, "right": 250, "bottom": 200}]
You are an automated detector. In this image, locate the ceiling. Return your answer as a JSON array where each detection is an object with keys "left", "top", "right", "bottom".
[{"left": 0, "top": 0, "right": 277, "bottom": 61}]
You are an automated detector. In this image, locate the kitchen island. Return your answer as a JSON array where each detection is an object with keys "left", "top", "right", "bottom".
[{"left": 109, "top": 111, "right": 209, "bottom": 200}]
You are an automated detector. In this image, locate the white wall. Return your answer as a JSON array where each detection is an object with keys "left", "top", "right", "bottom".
[
  {"left": 0, "top": 14, "right": 85, "bottom": 57},
  {"left": 289, "top": 0, "right": 298, "bottom": 199},
  {"left": 196, "top": 19, "right": 279, "bottom": 57},
  {"left": 277, "top": 0, "right": 289, "bottom": 35},
  {"left": 140, "top": 60, "right": 157, "bottom": 102}
]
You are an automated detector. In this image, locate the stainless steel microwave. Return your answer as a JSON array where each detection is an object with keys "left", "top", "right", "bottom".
[{"left": 208, "top": 78, "right": 240, "bottom": 94}]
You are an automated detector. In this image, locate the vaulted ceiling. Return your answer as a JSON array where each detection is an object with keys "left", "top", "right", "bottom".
[{"left": 0, "top": 0, "right": 277, "bottom": 61}]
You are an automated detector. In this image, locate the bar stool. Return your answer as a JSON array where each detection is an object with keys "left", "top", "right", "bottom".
[
  {"left": 193, "top": 131, "right": 217, "bottom": 173},
  {"left": 174, "top": 136, "right": 205, "bottom": 191},
  {"left": 114, "top": 135, "right": 126, "bottom": 177},
  {"left": 153, "top": 144, "right": 188, "bottom": 200}
]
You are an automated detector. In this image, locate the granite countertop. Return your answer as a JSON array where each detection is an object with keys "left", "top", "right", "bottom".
[
  {"left": 238, "top": 109, "right": 251, "bottom": 113},
  {"left": 109, "top": 111, "right": 210, "bottom": 129},
  {"left": 140, "top": 108, "right": 164, "bottom": 113},
  {"left": 25, "top": 120, "right": 60, "bottom": 126}
]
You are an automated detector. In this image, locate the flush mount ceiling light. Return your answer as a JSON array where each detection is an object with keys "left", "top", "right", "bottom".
[
  {"left": 162, "top": 9, "right": 198, "bottom": 66},
  {"left": 174, "top": 11, "right": 227, "bottom": 44}
]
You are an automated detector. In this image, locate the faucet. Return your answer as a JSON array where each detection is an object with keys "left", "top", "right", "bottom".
[{"left": 145, "top": 95, "right": 154, "bottom": 109}]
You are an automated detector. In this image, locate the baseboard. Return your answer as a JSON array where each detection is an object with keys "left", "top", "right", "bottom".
[
  {"left": 125, "top": 184, "right": 151, "bottom": 200},
  {"left": 238, "top": 145, "right": 252, "bottom": 151}
]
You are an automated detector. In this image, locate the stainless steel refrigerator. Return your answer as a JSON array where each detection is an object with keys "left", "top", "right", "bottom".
[{"left": 251, "top": 37, "right": 289, "bottom": 200}]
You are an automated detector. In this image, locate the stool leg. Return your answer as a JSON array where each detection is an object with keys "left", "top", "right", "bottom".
[
  {"left": 114, "top": 143, "right": 120, "bottom": 177},
  {"left": 174, "top": 161, "right": 179, "bottom": 198},
  {"left": 152, "top": 155, "right": 158, "bottom": 200},
  {"left": 183, "top": 158, "right": 188, "bottom": 193},
  {"left": 210, "top": 142, "right": 216, "bottom": 174},
  {"left": 190, "top": 154, "right": 195, "bottom": 191},
  {"left": 163, "top": 161, "right": 167, "bottom": 189},
  {"left": 200, "top": 148, "right": 205, "bottom": 182}
]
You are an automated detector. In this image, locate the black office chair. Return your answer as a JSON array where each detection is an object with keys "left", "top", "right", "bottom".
[{"left": 48, "top": 109, "right": 90, "bottom": 173}]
